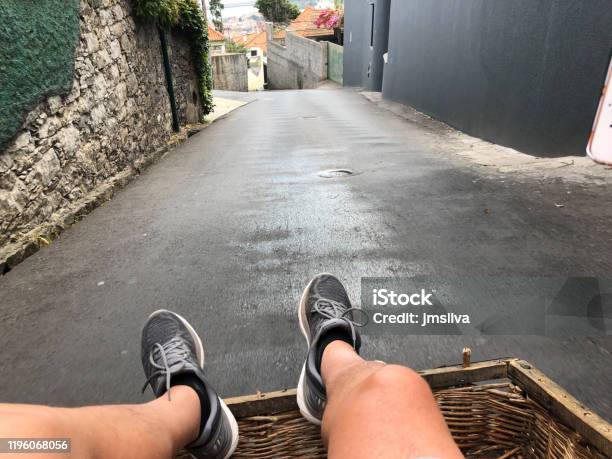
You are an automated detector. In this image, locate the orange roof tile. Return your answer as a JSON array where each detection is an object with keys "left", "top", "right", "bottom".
[
  {"left": 231, "top": 30, "right": 271, "bottom": 52},
  {"left": 207, "top": 26, "right": 225, "bottom": 42},
  {"left": 293, "top": 6, "right": 317, "bottom": 23},
  {"left": 287, "top": 6, "right": 335, "bottom": 38},
  {"left": 244, "top": 30, "right": 267, "bottom": 50}
]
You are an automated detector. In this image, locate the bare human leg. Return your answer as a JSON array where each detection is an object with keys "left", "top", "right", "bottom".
[
  {"left": 0, "top": 310, "right": 239, "bottom": 459},
  {"left": 0, "top": 385, "right": 200, "bottom": 459},
  {"left": 320, "top": 341, "right": 463, "bottom": 459}
]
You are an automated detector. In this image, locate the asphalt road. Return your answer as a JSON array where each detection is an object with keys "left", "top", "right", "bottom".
[{"left": 1, "top": 88, "right": 611, "bottom": 421}]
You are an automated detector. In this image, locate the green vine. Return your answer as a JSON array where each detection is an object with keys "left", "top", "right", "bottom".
[{"left": 133, "top": 0, "right": 214, "bottom": 116}]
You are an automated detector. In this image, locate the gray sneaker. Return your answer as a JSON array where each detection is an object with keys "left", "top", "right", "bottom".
[
  {"left": 141, "top": 309, "right": 239, "bottom": 459},
  {"left": 296, "top": 274, "right": 363, "bottom": 425}
]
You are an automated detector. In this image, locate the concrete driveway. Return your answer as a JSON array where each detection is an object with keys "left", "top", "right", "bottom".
[{"left": 1, "top": 88, "right": 610, "bottom": 421}]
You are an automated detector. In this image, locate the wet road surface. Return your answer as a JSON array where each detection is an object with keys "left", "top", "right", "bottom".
[{"left": 1, "top": 88, "right": 611, "bottom": 420}]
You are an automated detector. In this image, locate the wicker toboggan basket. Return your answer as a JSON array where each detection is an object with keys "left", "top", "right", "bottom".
[{"left": 182, "top": 359, "right": 612, "bottom": 458}]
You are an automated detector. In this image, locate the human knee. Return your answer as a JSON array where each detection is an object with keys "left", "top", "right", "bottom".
[{"left": 362, "top": 364, "right": 433, "bottom": 401}]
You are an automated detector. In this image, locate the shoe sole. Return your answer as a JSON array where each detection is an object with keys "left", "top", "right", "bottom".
[
  {"left": 296, "top": 273, "right": 337, "bottom": 426},
  {"left": 218, "top": 397, "right": 240, "bottom": 459},
  {"left": 186, "top": 397, "right": 240, "bottom": 459},
  {"left": 149, "top": 310, "right": 239, "bottom": 458}
]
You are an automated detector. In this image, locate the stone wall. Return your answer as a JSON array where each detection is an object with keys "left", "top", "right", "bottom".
[
  {"left": 267, "top": 31, "right": 328, "bottom": 90},
  {"left": 167, "top": 31, "right": 204, "bottom": 124},
  {"left": 211, "top": 53, "right": 248, "bottom": 91},
  {"left": 0, "top": 0, "right": 202, "bottom": 251}
]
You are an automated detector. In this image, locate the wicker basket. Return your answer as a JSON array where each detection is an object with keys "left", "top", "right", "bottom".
[
  {"left": 229, "top": 382, "right": 604, "bottom": 458},
  {"left": 182, "top": 359, "right": 612, "bottom": 458}
]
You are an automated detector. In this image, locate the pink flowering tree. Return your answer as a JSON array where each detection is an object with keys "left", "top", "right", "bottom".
[{"left": 314, "top": 9, "right": 343, "bottom": 30}]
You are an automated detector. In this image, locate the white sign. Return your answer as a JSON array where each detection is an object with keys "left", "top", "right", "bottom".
[{"left": 587, "top": 59, "right": 612, "bottom": 165}]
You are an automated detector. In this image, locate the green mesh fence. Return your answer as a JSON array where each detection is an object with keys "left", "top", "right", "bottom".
[{"left": 0, "top": 0, "right": 80, "bottom": 149}]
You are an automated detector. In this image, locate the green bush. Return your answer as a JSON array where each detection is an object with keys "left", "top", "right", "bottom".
[
  {"left": 133, "top": 0, "right": 180, "bottom": 28},
  {"left": 226, "top": 40, "right": 248, "bottom": 54},
  {"left": 132, "top": 0, "right": 214, "bottom": 116}
]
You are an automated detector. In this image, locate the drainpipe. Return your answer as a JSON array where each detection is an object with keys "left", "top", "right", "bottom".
[{"left": 158, "top": 27, "right": 180, "bottom": 132}]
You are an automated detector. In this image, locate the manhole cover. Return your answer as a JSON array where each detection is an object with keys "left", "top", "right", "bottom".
[{"left": 318, "top": 169, "right": 355, "bottom": 178}]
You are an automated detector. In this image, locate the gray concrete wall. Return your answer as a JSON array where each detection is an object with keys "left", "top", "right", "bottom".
[
  {"left": 380, "top": 0, "right": 612, "bottom": 157},
  {"left": 267, "top": 32, "right": 328, "bottom": 90},
  {"left": 211, "top": 53, "right": 248, "bottom": 92},
  {"left": 343, "top": 0, "right": 390, "bottom": 91},
  {"left": 342, "top": 0, "right": 364, "bottom": 87},
  {"left": 344, "top": 0, "right": 612, "bottom": 157}
]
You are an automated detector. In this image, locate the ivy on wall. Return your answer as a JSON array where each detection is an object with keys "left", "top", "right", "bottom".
[
  {"left": 133, "top": 0, "right": 214, "bottom": 115},
  {"left": 0, "top": 0, "right": 212, "bottom": 150},
  {"left": 0, "top": 0, "right": 81, "bottom": 149}
]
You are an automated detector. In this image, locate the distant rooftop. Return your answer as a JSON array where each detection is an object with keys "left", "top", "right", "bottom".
[
  {"left": 287, "top": 6, "right": 335, "bottom": 38},
  {"left": 234, "top": 30, "right": 267, "bottom": 51},
  {"left": 207, "top": 26, "right": 225, "bottom": 42}
]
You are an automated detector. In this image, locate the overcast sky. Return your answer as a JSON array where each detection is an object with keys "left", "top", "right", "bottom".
[{"left": 220, "top": 0, "right": 258, "bottom": 18}]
